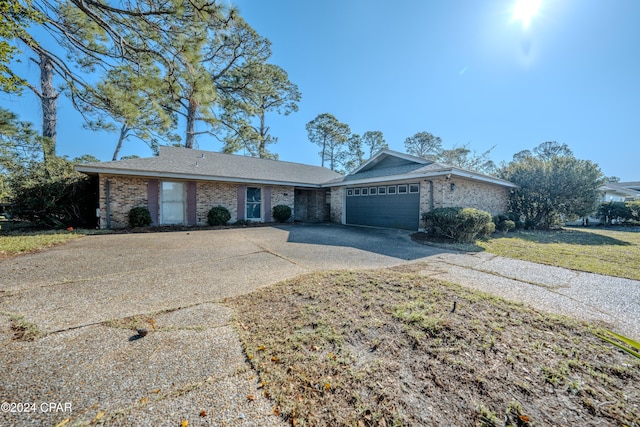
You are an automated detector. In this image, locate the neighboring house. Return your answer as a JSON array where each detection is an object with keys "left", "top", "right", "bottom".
[
  {"left": 76, "top": 147, "right": 516, "bottom": 230},
  {"left": 566, "top": 181, "right": 640, "bottom": 226},
  {"left": 601, "top": 182, "right": 640, "bottom": 202}
]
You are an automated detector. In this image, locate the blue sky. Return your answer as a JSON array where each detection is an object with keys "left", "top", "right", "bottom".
[{"left": 3, "top": 0, "right": 639, "bottom": 180}]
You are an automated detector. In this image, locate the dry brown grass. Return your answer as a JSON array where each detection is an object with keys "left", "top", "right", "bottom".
[{"left": 228, "top": 269, "right": 640, "bottom": 426}]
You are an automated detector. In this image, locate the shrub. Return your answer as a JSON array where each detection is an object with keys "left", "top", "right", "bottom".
[
  {"left": 422, "top": 207, "right": 494, "bottom": 242},
  {"left": 493, "top": 214, "right": 516, "bottom": 233},
  {"left": 483, "top": 221, "right": 497, "bottom": 235},
  {"left": 207, "top": 206, "right": 231, "bottom": 226},
  {"left": 505, "top": 212, "right": 525, "bottom": 230},
  {"left": 128, "top": 206, "right": 152, "bottom": 227},
  {"left": 9, "top": 157, "right": 96, "bottom": 228},
  {"left": 272, "top": 205, "right": 292, "bottom": 223}
]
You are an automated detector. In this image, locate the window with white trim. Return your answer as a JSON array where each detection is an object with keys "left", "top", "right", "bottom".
[
  {"left": 161, "top": 181, "right": 185, "bottom": 224},
  {"left": 409, "top": 183, "right": 420, "bottom": 193},
  {"left": 398, "top": 184, "right": 408, "bottom": 194}
]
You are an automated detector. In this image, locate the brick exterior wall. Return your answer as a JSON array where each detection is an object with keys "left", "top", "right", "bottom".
[
  {"left": 97, "top": 174, "right": 509, "bottom": 230},
  {"left": 98, "top": 175, "right": 149, "bottom": 229},
  {"left": 98, "top": 174, "right": 296, "bottom": 228},
  {"left": 426, "top": 177, "right": 509, "bottom": 214},
  {"left": 330, "top": 187, "right": 344, "bottom": 223},
  {"left": 268, "top": 185, "right": 295, "bottom": 223},
  {"left": 196, "top": 182, "right": 238, "bottom": 225}
]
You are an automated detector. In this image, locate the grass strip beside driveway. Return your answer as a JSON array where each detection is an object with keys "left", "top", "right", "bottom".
[
  {"left": 478, "top": 228, "right": 640, "bottom": 281},
  {"left": 228, "top": 269, "right": 640, "bottom": 427},
  {"left": 0, "top": 230, "right": 82, "bottom": 257}
]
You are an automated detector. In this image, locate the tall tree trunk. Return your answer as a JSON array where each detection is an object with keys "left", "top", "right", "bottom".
[
  {"left": 112, "top": 123, "right": 129, "bottom": 160},
  {"left": 185, "top": 96, "right": 198, "bottom": 149},
  {"left": 39, "top": 52, "right": 58, "bottom": 161},
  {"left": 258, "top": 110, "right": 267, "bottom": 158}
]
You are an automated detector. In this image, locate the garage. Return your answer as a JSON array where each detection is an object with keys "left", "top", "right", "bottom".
[{"left": 345, "top": 183, "right": 420, "bottom": 230}]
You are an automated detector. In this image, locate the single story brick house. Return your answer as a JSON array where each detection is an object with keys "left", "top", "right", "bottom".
[{"left": 76, "top": 146, "right": 516, "bottom": 230}]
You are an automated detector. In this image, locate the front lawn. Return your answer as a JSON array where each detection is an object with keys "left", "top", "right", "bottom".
[
  {"left": 478, "top": 227, "right": 640, "bottom": 281},
  {"left": 228, "top": 269, "right": 640, "bottom": 426},
  {"left": 0, "top": 228, "right": 83, "bottom": 258}
]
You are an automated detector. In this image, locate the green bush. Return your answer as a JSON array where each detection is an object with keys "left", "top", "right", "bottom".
[
  {"left": 483, "top": 221, "right": 496, "bottom": 235},
  {"left": 207, "top": 206, "right": 231, "bottom": 226},
  {"left": 272, "top": 205, "right": 292, "bottom": 223},
  {"left": 493, "top": 214, "right": 516, "bottom": 233},
  {"left": 128, "top": 206, "right": 152, "bottom": 227},
  {"left": 9, "top": 157, "right": 96, "bottom": 228},
  {"left": 423, "top": 207, "right": 494, "bottom": 242},
  {"left": 505, "top": 212, "right": 525, "bottom": 230}
]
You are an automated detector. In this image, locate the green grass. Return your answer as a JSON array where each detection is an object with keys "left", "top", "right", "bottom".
[
  {"left": 0, "top": 229, "right": 83, "bottom": 256},
  {"left": 478, "top": 227, "right": 640, "bottom": 280}
]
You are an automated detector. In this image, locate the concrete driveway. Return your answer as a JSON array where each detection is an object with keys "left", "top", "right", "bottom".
[
  {"left": 0, "top": 224, "right": 444, "bottom": 333},
  {"left": 1, "top": 224, "right": 638, "bottom": 426}
]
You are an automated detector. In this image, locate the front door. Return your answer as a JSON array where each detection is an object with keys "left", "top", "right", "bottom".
[{"left": 161, "top": 181, "right": 185, "bottom": 225}]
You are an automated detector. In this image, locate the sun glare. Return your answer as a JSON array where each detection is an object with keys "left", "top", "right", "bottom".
[{"left": 512, "top": 0, "right": 541, "bottom": 29}]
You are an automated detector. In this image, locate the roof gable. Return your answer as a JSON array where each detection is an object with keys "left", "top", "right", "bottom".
[
  {"left": 351, "top": 149, "right": 430, "bottom": 175},
  {"left": 333, "top": 149, "right": 516, "bottom": 188}
]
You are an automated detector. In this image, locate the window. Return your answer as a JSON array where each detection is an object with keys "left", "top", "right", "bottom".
[
  {"left": 398, "top": 184, "right": 408, "bottom": 194},
  {"left": 387, "top": 186, "right": 396, "bottom": 194},
  {"left": 409, "top": 183, "right": 420, "bottom": 193},
  {"left": 246, "top": 187, "right": 262, "bottom": 220},
  {"left": 161, "top": 181, "right": 185, "bottom": 224},
  {"left": 347, "top": 189, "right": 354, "bottom": 196},
  {"left": 378, "top": 187, "right": 387, "bottom": 195},
  {"left": 354, "top": 188, "right": 361, "bottom": 196},
  {"left": 361, "top": 188, "right": 369, "bottom": 196},
  {"left": 369, "top": 187, "right": 377, "bottom": 195}
]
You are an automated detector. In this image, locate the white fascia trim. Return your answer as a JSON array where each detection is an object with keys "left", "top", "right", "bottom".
[
  {"left": 447, "top": 167, "right": 519, "bottom": 188},
  {"left": 75, "top": 167, "right": 324, "bottom": 188},
  {"left": 325, "top": 169, "right": 517, "bottom": 188}
]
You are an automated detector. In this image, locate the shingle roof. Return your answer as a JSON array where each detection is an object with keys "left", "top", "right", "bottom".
[
  {"left": 601, "top": 182, "right": 640, "bottom": 197},
  {"left": 77, "top": 146, "right": 516, "bottom": 189},
  {"left": 76, "top": 146, "right": 342, "bottom": 187},
  {"left": 333, "top": 150, "right": 517, "bottom": 188},
  {"left": 618, "top": 181, "right": 640, "bottom": 190}
]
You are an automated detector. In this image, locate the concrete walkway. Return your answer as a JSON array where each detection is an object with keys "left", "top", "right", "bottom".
[
  {"left": 420, "top": 251, "right": 639, "bottom": 340},
  {"left": 1, "top": 224, "right": 638, "bottom": 426}
]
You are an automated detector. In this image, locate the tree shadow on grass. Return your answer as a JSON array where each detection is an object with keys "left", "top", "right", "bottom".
[
  {"left": 500, "top": 229, "right": 631, "bottom": 246},
  {"left": 410, "top": 232, "right": 487, "bottom": 252}
]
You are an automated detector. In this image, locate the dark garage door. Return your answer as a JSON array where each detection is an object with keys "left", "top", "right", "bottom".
[{"left": 346, "top": 184, "right": 420, "bottom": 230}]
